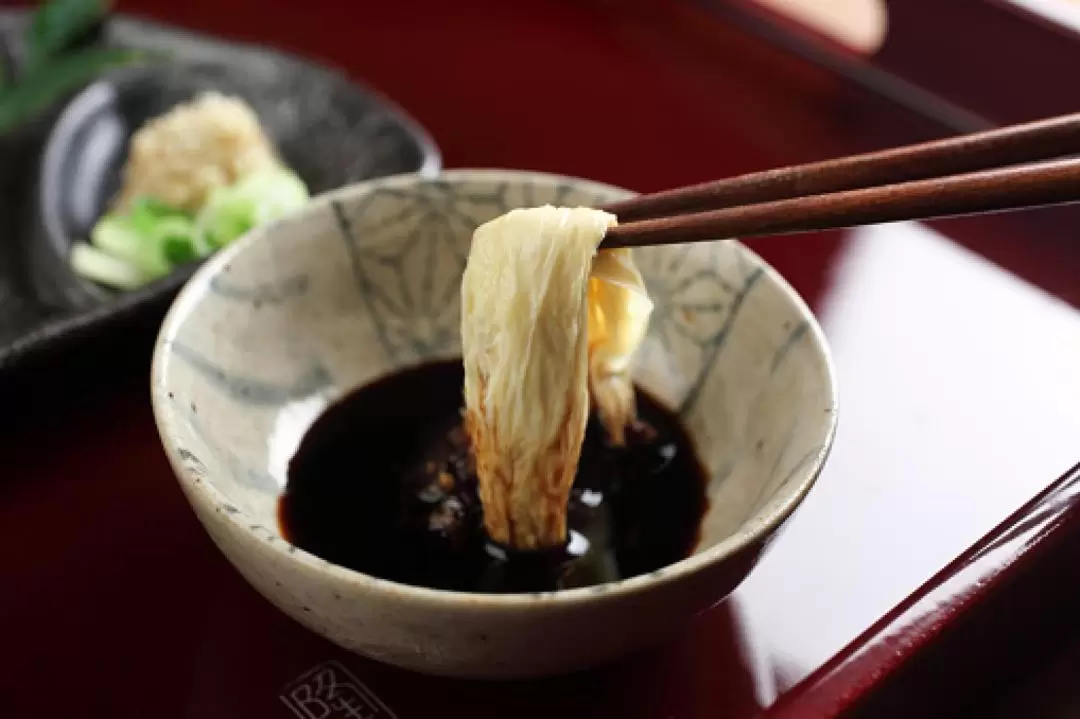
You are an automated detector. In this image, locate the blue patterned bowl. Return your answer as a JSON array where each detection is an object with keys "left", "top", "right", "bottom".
[{"left": 151, "top": 169, "right": 838, "bottom": 679}]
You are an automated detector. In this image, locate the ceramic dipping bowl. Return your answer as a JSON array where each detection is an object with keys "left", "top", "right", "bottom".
[{"left": 151, "top": 169, "right": 838, "bottom": 680}]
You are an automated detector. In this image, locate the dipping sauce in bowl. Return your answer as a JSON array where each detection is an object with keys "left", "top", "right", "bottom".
[{"left": 280, "top": 358, "right": 709, "bottom": 594}]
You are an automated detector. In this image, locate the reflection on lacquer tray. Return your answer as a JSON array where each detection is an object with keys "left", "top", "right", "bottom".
[
  {"left": 185, "top": 580, "right": 765, "bottom": 719},
  {"left": 736, "top": 220, "right": 1080, "bottom": 690},
  {"left": 999, "top": 0, "right": 1080, "bottom": 35},
  {"left": 177, "top": 219, "right": 1080, "bottom": 712}
]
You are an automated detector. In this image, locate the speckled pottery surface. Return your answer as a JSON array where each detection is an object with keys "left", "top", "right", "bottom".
[{"left": 151, "top": 169, "right": 838, "bottom": 680}]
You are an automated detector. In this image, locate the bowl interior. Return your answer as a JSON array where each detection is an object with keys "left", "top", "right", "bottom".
[{"left": 153, "top": 170, "right": 836, "bottom": 573}]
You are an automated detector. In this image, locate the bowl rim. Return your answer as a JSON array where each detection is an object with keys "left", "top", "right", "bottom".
[{"left": 151, "top": 167, "right": 839, "bottom": 610}]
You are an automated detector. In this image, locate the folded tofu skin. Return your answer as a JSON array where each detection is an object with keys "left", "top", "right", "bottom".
[{"left": 461, "top": 205, "right": 654, "bottom": 550}]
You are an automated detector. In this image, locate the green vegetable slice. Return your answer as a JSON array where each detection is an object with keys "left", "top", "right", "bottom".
[
  {"left": 70, "top": 241, "right": 147, "bottom": 291},
  {"left": 74, "top": 166, "right": 310, "bottom": 291},
  {"left": 90, "top": 213, "right": 171, "bottom": 279},
  {"left": 196, "top": 166, "right": 310, "bottom": 248},
  {"left": 128, "top": 196, "right": 190, "bottom": 233},
  {"left": 152, "top": 215, "right": 202, "bottom": 265},
  {"left": 235, "top": 166, "right": 311, "bottom": 225},
  {"left": 196, "top": 185, "right": 255, "bottom": 249}
]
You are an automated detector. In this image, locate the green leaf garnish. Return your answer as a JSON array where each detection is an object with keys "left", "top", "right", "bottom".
[
  {"left": 24, "top": 0, "right": 112, "bottom": 71},
  {"left": 0, "top": 46, "right": 11, "bottom": 90},
  {"left": 0, "top": 46, "right": 144, "bottom": 133}
]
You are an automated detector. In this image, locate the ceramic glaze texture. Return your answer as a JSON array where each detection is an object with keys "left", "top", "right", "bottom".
[{"left": 151, "top": 169, "right": 838, "bottom": 679}]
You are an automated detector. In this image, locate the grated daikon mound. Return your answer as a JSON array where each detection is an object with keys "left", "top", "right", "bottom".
[{"left": 115, "top": 92, "right": 280, "bottom": 213}]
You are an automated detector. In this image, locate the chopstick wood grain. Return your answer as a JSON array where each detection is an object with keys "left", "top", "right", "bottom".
[
  {"left": 600, "top": 156, "right": 1080, "bottom": 249},
  {"left": 600, "top": 111, "right": 1080, "bottom": 225}
]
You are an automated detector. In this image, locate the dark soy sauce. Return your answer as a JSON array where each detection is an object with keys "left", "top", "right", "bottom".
[{"left": 280, "top": 360, "right": 709, "bottom": 593}]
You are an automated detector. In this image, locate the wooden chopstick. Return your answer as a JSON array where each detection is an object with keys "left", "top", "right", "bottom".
[
  {"left": 600, "top": 156, "right": 1080, "bottom": 249},
  {"left": 597, "top": 111, "right": 1080, "bottom": 250},
  {"left": 601, "top": 111, "right": 1080, "bottom": 224}
]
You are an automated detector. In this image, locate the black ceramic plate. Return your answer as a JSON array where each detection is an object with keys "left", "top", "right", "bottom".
[{"left": 0, "top": 11, "right": 439, "bottom": 397}]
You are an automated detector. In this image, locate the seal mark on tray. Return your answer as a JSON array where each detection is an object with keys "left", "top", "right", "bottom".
[{"left": 278, "top": 660, "right": 397, "bottom": 719}]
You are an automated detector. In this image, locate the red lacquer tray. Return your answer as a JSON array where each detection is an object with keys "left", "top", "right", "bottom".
[
  {"left": 773, "top": 461, "right": 1080, "bottom": 717},
  {"left": 3, "top": 1, "right": 1080, "bottom": 716}
]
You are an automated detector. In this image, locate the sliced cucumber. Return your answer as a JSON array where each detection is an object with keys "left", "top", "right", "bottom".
[
  {"left": 70, "top": 242, "right": 148, "bottom": 291},
  {"left": 90, "top": 214, "right": 170, "bottom": 279}
]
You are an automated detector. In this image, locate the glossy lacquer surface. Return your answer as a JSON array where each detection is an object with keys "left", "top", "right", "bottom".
[{"left": 2, "top": 0, "right": 1080, "bottom": 716}]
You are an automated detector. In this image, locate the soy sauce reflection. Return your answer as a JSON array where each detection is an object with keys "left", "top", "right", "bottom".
[{"left": 279, "top": 360, "right": 709, "bottom": 593}]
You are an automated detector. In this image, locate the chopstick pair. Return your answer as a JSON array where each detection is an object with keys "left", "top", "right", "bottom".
[{"left": 598, "top": 112, "right": 1080, "bottom": 249}]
